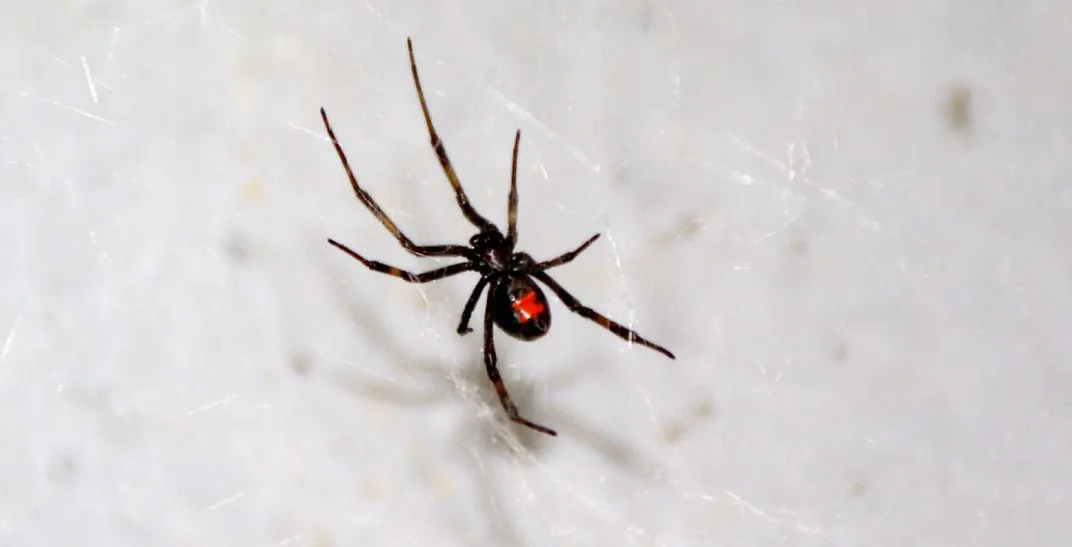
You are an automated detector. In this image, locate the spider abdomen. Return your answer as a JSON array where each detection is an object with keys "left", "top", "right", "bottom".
[{"left": 491, "top": 275, "right": 551, "bottom": 341}]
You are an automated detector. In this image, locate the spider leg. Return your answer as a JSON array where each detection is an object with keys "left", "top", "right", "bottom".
[
  {"left": 329, "top": 239, "right": 474, "bottom": 282},
  {"left": 482, "top": 295, "right": 558, "bottom": 436},
  {"left": 407, "top": 38, "right": 495, "bottom": 232},
  {"left": 320, "top": 108, "right": 472, "bottom": 259},
  {"left": 506, "top": 130, "right": 521, "bottom": 249},
  {"left": 456, "top": 274, "right": 492, "bottom": 335},
  {"left": 535, "top": 234, "right": 600, "bottom": 270},
  {"left": 531, "top": 271, "right": 676, "bottom": 359}
]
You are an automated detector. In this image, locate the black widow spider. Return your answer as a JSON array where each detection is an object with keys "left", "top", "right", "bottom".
[{"left": 322, "top": 38, "right": 675, "bottom": 437}]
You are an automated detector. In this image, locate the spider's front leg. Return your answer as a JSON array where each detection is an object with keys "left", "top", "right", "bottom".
[
  {"left": 320, "top": 108, "right": 473, "bottom": 260},
  {"left": 328, "top": 239, "right": 474, "bottom": 282}
]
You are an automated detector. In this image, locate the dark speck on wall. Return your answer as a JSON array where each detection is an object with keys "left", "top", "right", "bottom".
[{"left": 944, "top": 85, "right": 973, "bottom": 134}]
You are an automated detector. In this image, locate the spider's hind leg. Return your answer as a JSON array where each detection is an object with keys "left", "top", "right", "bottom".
[
  {"left": 456, "top": 275, "right": 491, "bottom": 335},
  {"left": 531, "top": 270, "right": 675, "bottom": 360},
  {"left": 481, "top": 294, "right": 558, "bottom": 436}
]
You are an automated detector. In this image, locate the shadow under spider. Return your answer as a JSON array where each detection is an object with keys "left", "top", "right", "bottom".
[
  {"left": 326, "top": 264, "right": 663, "bottom": 473},
  {"left": 317, "top": 273, "right": 677, "bottom": 547},
  {"left": 327, "top": 273, "right": 579, "bottom": 451}
]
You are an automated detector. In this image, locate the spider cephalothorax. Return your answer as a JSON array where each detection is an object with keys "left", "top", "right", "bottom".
[{"left": 322, "top": 38, "right": 674, "bottom": 436}]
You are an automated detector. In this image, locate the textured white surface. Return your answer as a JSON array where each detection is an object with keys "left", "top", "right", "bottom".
[{"left": 2, "top": 1, "right": 1070, "bottom": 545}]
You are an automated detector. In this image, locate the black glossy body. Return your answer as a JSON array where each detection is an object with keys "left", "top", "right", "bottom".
[
  {"left": 491, "top": 273, "right": 551, "bottom": 341},
  {"left": 321, "top": 38, "right": 675, "bottom": 437}
]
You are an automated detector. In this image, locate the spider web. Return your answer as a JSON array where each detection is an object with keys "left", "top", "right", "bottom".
[
  {"left": 296, "top": 9, "right": 792, "bottom": 546},
  {"left": 338, "top": 15, "right": 844, "bottom": 543},
  {"left": 0, "top": 2, "right": 905, "bottom": 545},
  {"left": 340, "top": 82, "right": 706, "bottom": 547}
]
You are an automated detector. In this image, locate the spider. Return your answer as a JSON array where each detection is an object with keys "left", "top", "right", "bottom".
[{"left": 321, "top": 38, "right": 675, "bottom": 437}]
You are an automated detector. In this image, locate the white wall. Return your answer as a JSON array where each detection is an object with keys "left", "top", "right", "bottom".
[{"left": 1, "top": 1, "right": 1068, "bottom": 545}]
